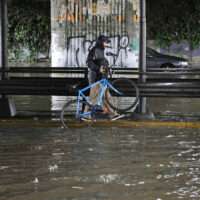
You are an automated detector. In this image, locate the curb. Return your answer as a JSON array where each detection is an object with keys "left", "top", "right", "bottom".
[{"left": 1, "top": 118, "right": 200, "bottom": 129}]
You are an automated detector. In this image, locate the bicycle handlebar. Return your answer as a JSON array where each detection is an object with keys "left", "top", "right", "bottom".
[
  {"left": 101, "top": 65, "right": 113, "bottom": 79},
  {"left": 106, "top": 52, "right": 118, "bottom": 57}
]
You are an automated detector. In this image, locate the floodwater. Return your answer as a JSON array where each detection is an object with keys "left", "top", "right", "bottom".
[
  {"left": 12, "top": 95, "right": 200, "bottom": 119},
  {"left": 0, "top": 126, "right": 200, "bottom": 200},
  {"left": 1, "top": 96, "right": 200, "bottom": 200}
]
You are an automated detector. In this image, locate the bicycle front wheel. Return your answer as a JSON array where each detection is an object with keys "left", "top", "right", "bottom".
[{"left": 105, "top": 78, "right": 139, "bottom": 113}]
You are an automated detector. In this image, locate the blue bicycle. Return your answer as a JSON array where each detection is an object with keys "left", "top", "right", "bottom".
[{"left": 60, "top": 73, "right": 139, "bottom": 128}]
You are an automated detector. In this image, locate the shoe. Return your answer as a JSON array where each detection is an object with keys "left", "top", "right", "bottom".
[
  {"left": 110, "top": 114, "right": 125, "bottom": 121},
  {"left": 80, "top": 116, "right": 92, "bottom": 122}
]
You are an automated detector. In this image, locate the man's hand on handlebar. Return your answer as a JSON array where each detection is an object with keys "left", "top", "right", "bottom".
[
  {"left": 100, "top": 65, "right": 112, "bottom": 78},
  {"left": 100, "top": 65, "right": 107, "bottom": 74}
]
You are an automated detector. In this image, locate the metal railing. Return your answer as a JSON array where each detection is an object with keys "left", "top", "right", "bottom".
[{"left": 0, "top": 66, "right": 200, "bottom": 97}]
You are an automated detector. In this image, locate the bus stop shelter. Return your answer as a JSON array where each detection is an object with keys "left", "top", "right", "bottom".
[{"left": 0, "top": 0, "right": 146, "bottom": 116}]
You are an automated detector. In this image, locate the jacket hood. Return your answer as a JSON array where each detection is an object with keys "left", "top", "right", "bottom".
[{"left": 96, "top": 35, "right": 111, "bottom": 48}]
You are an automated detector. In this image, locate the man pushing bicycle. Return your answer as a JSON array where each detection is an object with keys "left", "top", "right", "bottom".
[
  {"left": 84, "top": 35, "right": 116, "bottom": 119},
  {"left": 60, "top": 35, "right": 139, "bottom": 127}
]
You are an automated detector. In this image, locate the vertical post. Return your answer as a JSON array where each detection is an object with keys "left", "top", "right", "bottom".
[
  {"left": 0, "top": 0, "right": 16, "bottom": 117},
  {"left": 139, "top": 0, "right": 147, "bottom": 113},
  {"left": 0, "top": 0, "right": 8, "bottom": 79}
]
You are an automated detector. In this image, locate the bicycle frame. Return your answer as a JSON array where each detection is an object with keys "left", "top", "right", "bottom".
[{"left": 76, "top": 78, "right": 122, "bottom": 119}]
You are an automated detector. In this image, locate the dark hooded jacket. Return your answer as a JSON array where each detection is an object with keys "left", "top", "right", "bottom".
[{"left": 86, "top": 35, "right": 109, "bottom": 73}]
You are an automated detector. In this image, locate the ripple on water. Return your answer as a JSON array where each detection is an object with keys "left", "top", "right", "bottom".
[{"left": 0, "top": 127, "right": 200, "bottom": 200}]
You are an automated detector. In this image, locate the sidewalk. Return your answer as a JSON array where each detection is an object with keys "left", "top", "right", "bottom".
[{"left": 1, "top": 112, "right": 200, "bottom": 129}]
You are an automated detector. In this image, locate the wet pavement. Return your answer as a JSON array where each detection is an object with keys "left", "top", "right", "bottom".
[{"left": 0, "top": 126, "right": 200, "bottom": 200}]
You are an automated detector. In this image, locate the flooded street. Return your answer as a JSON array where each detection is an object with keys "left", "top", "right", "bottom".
[
  {"left": 0, "top": 96, "right": 200, "bottom": 200},
  {"left": 3, "top": 0, "right": 200, "bottom": 198},
  {"left": 0, "top": 126, "right": 200, "bottom": 200}
]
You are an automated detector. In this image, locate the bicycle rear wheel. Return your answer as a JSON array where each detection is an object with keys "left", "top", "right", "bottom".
[
  {"left": 60, "top": 100, "right": 77, "bottom": 128},
  {"left": 105, "top": 78, "right": 139, "bottom": 113},
  {"left": 61, "top": 99, "right": 95, "bottom": 128}
]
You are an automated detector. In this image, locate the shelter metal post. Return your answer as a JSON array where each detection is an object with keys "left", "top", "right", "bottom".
[
  {"left": 138, "top": 0, "right": 147, "bottom": 114},
  {"left": 0, "top": 0, "right": 8, "bottom": 78},
  {"left": 0, "top": 0, "right": 16, "bottom": 117}
]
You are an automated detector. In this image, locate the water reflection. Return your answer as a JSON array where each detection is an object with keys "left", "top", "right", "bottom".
[
  {"left": 12, "top": 95, "right": 200, "bottom": 119},
  {"left": 0, "top": 127, "right": 200, "bottom": 199}
]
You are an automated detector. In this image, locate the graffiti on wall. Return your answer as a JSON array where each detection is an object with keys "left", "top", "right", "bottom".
[
  {"left": 55, "top": 0, "right": 129, "bottom": 33},
  {"left": 64, "top": 35, "right": 138, "bottom": 68},
  {"left": 52, "top": 0, "right": 140, "bottom": 68},
  {"left": 56, "top": 0, "right": 127, "bottom": 21}
]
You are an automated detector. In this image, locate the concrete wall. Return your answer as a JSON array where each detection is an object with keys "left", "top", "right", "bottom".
[{"left": 51, "top": 0, "right": 140, "bottom": 68}]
